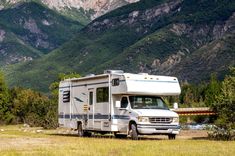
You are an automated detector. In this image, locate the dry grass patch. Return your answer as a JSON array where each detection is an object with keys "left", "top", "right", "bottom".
[{"left": 0, "top": 125, "right": 234, "bottom": 156}]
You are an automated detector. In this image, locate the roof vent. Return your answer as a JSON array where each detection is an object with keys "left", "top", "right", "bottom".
[
  {"left": 104, "top": 70, "right": 124, "bottom": 74},
  {"left": 138, "top": 73, "right": 149, "bottom": 75},
  {"left": 86, "top": 74, "right": 95, "bottom": 77}
]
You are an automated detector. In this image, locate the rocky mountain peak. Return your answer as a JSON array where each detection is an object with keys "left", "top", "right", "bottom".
[
  {"left": 0, "top": 0, "right": 139, "bottom": 20},
  {"left": 42, "top": 0, "right": 139, "bottom": 19}
]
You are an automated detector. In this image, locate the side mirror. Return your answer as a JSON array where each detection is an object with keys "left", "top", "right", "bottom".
[
  {"left": 115, "top": 101, "right": 121, "bottom": 108},
  {"left": 173, "top": 102, "right": 178, "bottom": 109}
]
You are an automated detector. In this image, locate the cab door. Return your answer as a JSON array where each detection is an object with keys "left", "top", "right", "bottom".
[{"left": 117, "top": 96, "right": 130, "bottom": 132}]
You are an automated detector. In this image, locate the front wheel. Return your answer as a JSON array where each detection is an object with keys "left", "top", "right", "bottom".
[
  {"left": 168, "top": 134, "right": 176, "bottom": 140},
  {"left": 129, "top": 124, "right": 138, "bottom": 140}
]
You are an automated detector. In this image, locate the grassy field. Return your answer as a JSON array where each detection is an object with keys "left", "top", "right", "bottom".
[{"left": 0, "top": 125, "right": 234, "bottom": 156}]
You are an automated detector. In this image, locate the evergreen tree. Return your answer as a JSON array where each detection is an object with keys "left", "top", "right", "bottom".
[
  {"left": 210, "top": 67, "right": 235, "bottom": 140},
  {"left": 0, "top": 72, "right": 13, "bottom": 124},
  {"left": 205, "top": 73, "right": 221, "bottom": 106}
]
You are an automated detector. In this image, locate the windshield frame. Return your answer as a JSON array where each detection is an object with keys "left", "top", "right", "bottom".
[{"left": 129, "top": 95, "right": 169, "bottom": 110}]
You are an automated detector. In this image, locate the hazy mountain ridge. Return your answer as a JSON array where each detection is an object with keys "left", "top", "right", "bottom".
[
  {"left": 0, "top": 25, "right": 43, "bottom": 65},
  {"left": 4, "top": 0, "right": 235, "bottom": 92},
  {"left": 0, "top": 2, "right": 83, "bottom": 66}
]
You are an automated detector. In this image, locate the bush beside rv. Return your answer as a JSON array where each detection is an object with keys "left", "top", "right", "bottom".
[{"left": 58, "top": 70, "right": 181, "bottom": 140}]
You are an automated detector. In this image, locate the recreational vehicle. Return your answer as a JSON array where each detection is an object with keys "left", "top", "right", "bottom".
[{"left": 58, "top": 70, "right": 181, "bottom": 140}]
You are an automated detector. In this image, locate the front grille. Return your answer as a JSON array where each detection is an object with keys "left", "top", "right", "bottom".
[{"left": 149, "top": 117, "right": 172, "bottom": 123}]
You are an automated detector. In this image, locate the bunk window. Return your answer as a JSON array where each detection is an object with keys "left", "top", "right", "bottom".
[
  {"left": 96, "top": 87, "right": 109, "bottom": 103},
  {"left": 112, "top": 78, "right": 120, "bottom": 86},
  {"left": 63, "top": 91, "right": 70, "bottom": 103}
]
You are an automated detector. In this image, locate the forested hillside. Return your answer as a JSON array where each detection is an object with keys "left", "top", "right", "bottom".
[{"left": 4, "top": 0, "right": 234, "bottom": 92}]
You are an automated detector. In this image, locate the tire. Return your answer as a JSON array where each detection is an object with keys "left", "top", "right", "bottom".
[
  {"left": 83, "top": 131, "right": 92, "bottom": 137},
  {"left": 77, "top": 123, "right": 84, "bottom": 137},
  {"left": 168, "top": 134, "right": 176, "bottom": 140},
  {"left": 129, "top": 124, "right": 138, "bottom": 140},
  {"left": 114, "top": 133, "right": 127, "bottom": 139}
]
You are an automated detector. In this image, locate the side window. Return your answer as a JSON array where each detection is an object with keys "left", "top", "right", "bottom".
[
  {"left": 63, "top": 91, "right": 70, "bottom": 103},
  {"left": 96, "top": 87, "right": 109, "bottom": 103},
  {"left": 121, "top": 97, "right": 128, "bottom": 108},
  {"left": 89, "top": 92, "right": 93, "bottom": 105}
]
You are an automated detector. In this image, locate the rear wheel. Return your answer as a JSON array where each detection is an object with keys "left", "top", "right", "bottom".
[
  {"left": 77, "top": 123, "right": 84, "bottom": 137},
  {"left": 129, "top": 124, "right": 138, "bottom": 140},
  {"left": 83, "top": 131, "right": 92, "bottom": 137},
  {"left": 168, "top": 134, "right": 176, "bottom": 140},
  {"left": 114, "top": 133, "right": 127, "bottom": 138}
]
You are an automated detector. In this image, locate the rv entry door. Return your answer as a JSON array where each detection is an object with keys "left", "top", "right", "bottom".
[{"left": 88, "top": 89, "right": 94, "bottom": 129}]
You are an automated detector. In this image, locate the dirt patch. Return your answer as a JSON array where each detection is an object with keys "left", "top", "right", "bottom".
[
  {"left": 178, "top": 130, "right": 208, "bottom": 139},
  {"left": 0, "top": 137, "right": 53, "bottom": 150}
]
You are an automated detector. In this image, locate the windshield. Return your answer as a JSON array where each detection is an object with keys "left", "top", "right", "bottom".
[{"left": 129, "top": 96, "right": 168, "bottom": 110}]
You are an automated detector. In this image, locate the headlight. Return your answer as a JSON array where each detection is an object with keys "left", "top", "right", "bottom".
[
  {"left": 172, "top": 117, "right": 179, "bottom": 123},
  {"left": 138, "top": 116, "right": 149, "bottom": 123}
]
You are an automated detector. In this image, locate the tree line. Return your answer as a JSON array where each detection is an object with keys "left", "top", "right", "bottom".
[
  {"left": 178, "top": 67, "right": 234, "bottom": 140},
  {"left": 0, "top": 72, "right": 80, "bottom": 129}
]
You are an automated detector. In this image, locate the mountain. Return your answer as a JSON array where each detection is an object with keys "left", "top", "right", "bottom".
[
  {"left": 41, "top": 0, "right": 140, "bottom": 21},
  {"left": 0, "top": 27, "right": 43, "bottom": 66},
  {"left": 0, "top": 0, "right": 140, "bottom": 24},
  {"left": 5, "top": 0, "right": 235, "bottom": 92},
  {"left": 0, "top": 1, "right": 83, "bottom": 65}
]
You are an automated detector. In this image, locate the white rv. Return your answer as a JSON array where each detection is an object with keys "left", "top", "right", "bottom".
[{"left": 58, "top": 70, "right": 181, "bottom": 140}]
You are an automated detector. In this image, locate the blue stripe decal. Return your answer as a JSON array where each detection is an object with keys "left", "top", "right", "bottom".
[
  {"left": 59, "top": 114, "right": 130, "bottom": 120},
  {"left": 112, "top": 115, "right": 130, "bottom": 120},
  {"left": 74, "top": 97, "right": 84, "bottom": 102}
]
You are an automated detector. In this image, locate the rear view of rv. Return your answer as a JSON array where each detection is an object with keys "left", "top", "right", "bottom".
[{"left": 58, "top": 70, "right": 181, "bottom": 140}]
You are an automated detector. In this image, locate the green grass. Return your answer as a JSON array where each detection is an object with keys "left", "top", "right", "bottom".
[{"left": 0, "top": 125, "right": 234, "bottom": 156}]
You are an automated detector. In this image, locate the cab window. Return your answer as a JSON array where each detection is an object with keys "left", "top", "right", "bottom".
[{"left": 121, "top": 97, "right": 128, "bottom": 108}]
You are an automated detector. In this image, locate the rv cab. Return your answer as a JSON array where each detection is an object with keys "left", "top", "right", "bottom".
[{"left": 115, "top": 95, "right": 179, "bottom": 139}]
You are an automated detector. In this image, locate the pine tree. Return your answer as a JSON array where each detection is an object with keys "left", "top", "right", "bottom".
[
  {"left": 205, "top": 73, "right": 221, "bottom": 106},
  {"left": 0, "top": 72, "right": 13, "bottom": 124},
  {"left": 210, "top": 67, "right": 235, "bottom": 140}
]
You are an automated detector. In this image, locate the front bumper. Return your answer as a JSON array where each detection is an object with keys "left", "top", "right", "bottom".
[{"left": 137, "top": 124, "right": 180, "bottom": 135}]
